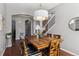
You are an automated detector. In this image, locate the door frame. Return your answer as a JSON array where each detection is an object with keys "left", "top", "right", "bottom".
[{"left": 12, "top": 15, "right": 16, "bottom": 46}]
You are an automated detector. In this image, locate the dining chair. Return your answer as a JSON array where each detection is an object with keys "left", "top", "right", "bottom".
[
  {"left": 19, "top": 40, "right": 29, "bottom": 56},
  {"left": 53, "top": 34, "right": 63, "bottom": 43},
  {"left": 53, "top": 34, "right": 61, "bottom": 39},
  {"left": 48, "top": 38, "right": 60, "bottom": 56},
  {"left": 40, "top": 34, "right": 63, "bottom": 56},
  {"left": 19, "top": 39, "right": 42, "bottom": 56},
  {"left": 47, "top": 33, "right": 52, "bottom": 37}
]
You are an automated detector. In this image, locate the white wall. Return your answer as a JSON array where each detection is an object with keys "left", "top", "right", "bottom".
[
  {"left": 15, "top": 16, "right": 25, "bottom": 39},
  {"left": 0, "top": 3, "right": 6, "bottom": 55},
  {"left": 47, "top": 3, "right": 79, "bottom": 55},
  {"left": 14, "top": 16, "right": 32, "bottom": 39},
  {"left": 5, "top": 3, "right": 33, "bottom": 47},
  {"left": 5, "top": 3, "right": 60, "bottom": 47},
  {"left": 6, "top": 3, "right": 32, "bottom": 33}
]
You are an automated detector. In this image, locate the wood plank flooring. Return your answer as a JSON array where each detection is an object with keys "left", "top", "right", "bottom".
[{"left": 3, "top": 40, "right": 74, "bottom": 56}]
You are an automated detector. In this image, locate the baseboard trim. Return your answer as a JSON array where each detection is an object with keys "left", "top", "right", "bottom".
[
  {"left": 1, "top": 48, "right": 6, "bottom": 56},
  {"left": 60, "top": 48, "right": 78, "bottom": 56}
]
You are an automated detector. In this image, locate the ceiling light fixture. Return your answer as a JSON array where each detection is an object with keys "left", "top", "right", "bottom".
[{"left": 33, "top": 4, "right": 48, "bottom": 21}]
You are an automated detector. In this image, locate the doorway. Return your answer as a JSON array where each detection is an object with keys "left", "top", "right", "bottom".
[
  {"left": 12, "top": 14, "right": 32, "bottom": 46},
  {"left": 12, "top": 16, "right": 16, "bottom": 46},
  {"left": 25, "top": 20, "right": 31, "bottom": 36}
]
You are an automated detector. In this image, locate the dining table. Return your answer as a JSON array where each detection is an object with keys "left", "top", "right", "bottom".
[
  {"left": 27, "top": 36, "right": 52, "bottom": 50},
  {"left": 26, "top": 35, "right": 63, "bottom": 56}
]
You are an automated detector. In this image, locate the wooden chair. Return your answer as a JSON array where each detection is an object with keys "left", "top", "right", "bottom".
[
  {"left": 19, "top": 39, "right": 42, "bottom": 56},
  {"left": 47, "top": 33, "right": 52, "bottom": 37},
  {"left": 48, "top": 38, "right": 60, "bottom": 56},
  {"left": 42, "top": 34, "right": 63, "bottom": 56},
  {"left": 19, "top": 40, "right": 29, "bottom": 56},
  {"left": 31, "top": 35, "right": 36, "bottom": 37},
  {"left": 42, "top": 37, "right": 60, "bottom": 56},
  {"left": 53, "top": 34, "right": 63, "bottom": 43},
  {"left": 53, "top": 34, "right": 61, "bottom": 39}
]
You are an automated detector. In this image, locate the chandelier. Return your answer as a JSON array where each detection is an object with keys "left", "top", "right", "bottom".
[{"left": 33, "top": 4, "right": 48, "bottom": 21}]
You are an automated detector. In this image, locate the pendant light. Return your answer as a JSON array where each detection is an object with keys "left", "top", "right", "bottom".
[{"left": 33, "top": 4, "right": 48, "bottom": 21}]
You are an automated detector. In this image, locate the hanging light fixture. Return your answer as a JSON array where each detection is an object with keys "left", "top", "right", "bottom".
[{"left": 33, "top": 4, "right": 48, "bottom": 21}]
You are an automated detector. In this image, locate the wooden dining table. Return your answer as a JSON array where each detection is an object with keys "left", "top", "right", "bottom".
[
  {"left": 26, "top": 35, "right": 63, "bottom": 56},
  {"left": 27, "top": 36, "right": 52, "bottom": 50}
]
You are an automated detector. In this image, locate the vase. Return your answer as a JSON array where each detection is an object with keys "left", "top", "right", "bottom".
[{"left": 37, "top": 34, "right": 39, "bottom": 39}]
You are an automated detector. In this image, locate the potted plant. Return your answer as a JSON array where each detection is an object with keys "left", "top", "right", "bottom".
[{"left": 5, "top": 32, "right": 12, "bottom": 39}]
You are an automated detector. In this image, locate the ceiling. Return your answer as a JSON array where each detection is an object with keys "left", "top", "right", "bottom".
[
  {"left": 6, "top": 3, "right": 60, "bottom": 11},
  {"left": 5, "top": 3, "right": 61, "bottom": 16}
]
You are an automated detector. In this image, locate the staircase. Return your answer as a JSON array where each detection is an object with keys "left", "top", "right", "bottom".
[{"left": 43, "top": 13, "right": 55, "bottom": 34}]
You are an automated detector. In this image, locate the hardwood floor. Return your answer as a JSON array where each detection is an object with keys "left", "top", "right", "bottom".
[
  {"left": 3, "top": 40, "right": 21, "bottom": 56},
  {"left": 3, "top": 40, "right": 74, "bottom": 56}
]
